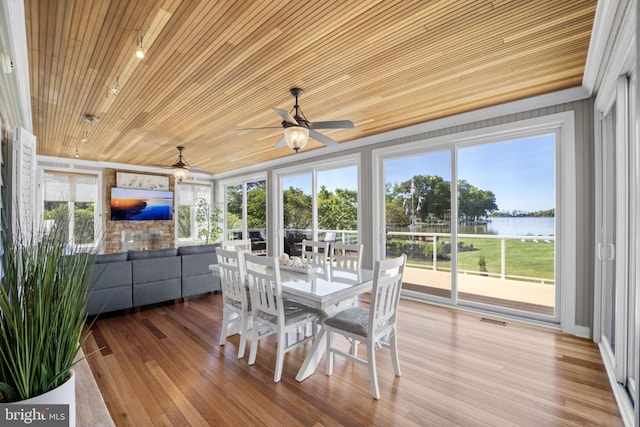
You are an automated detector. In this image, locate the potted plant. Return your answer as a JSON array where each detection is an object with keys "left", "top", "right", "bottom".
[
  {"left": 0, "top": 226, "right": 95, "bottom": 426},
  {"left": 195, "top": 198, "right": 223, "bottom": 244}
]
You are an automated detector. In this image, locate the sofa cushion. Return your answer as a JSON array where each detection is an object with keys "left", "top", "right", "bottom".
[
  {"left": 132, "top": 256, "right": 181, "bottom": 283},
  {"left": 181, "top": 252, "right": 217, "bottom": 277},
  {"left": 87, "top": 286, "right": 132, "bottom": 316},
  {"left": 95, "top": 252, "right": 128, "bottom": 264},
  {"left": 90, "top": 261, "right": 132, "bottom": 290},
  {"left": 177, "top": 243, "right": 219, "bottom": 256},
  {"left": 127, "top": 248, "right": 177, "bottom": 260}
]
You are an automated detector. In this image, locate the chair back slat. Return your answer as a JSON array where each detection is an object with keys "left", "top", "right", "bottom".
[
  {"left": 331, "top": 242, "right": 363, "bottom": 270},
  {"left": 244, "top": 254, "right": 282, "bottom": 319},
  {"left": 216, "top": 248, "right": 248, "bottom": 302},
  {"left": 301, "top": 240, "right": 330, "bottom": 264}
]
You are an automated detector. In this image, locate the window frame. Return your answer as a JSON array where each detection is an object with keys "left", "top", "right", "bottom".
[
  {"left": 372, "top": 111, "right": 577, "bottom": 332},
  {"left": 272, "top": 153, "right": 361, "bottom": 256},
  {"left": 175, "top": 181, "right": 214, "bottom": 244},
  {"left": 37, "top": 167, "right": 103, "bottom": 252},
  {"left": 216, "top": 171, "right": 268, "bottom": 244}
]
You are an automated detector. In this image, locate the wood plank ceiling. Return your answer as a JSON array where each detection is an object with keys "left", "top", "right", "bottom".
[{"left": 25, "top": 0, "right": 597, "bottom": 174}]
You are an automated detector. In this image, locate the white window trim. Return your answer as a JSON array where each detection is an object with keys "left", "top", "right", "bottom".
[
  {"left": 272, "top": 154, "right": 361, "bottom": 256},
  {"left": 216, "top": 171, "right": 267, "bottom": 242},
  {"left": 372, "top": 111, "right": 579, "bottom": 335},
  {"left": 175, "top": 181, "right": 213, "bottom": 244},
  {"left": 37, "top": 166, "right": 104, "bottom": 251}
]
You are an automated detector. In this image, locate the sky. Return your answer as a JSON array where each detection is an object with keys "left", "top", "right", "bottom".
[
  {"left": 282, "top": 134, "right": 555, "bottom": 213},
  {"left": 386, "top": 134, "right": 555, "bottom": 213},
  {"left": 282, "top": 165, "right": 358, "bottom": 193}
]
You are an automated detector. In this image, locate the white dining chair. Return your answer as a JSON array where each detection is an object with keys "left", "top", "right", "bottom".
[
  {"left": 244, "top": 253, "right": 322, "bottom": 383},
  {"left": 216, "top": 248, "right": 251, "bottom": 359},
  {"left": 221, "top": 239, "right": 252, "bottom": 252},
  {"left": 301, "top": 239, "right": 330, "bottom": 264},
  {"left": 330, "top": 242, "right": 363, "bottom": 270},
  {"left": 324, "top": 254, "right": 407, "bottom": 399},
  {"left": 330, "top": 241, "right": 365, "bottom": 353}
]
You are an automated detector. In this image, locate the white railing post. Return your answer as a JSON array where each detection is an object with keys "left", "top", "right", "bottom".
[
  {"left": 432, "top": 235, "right": 437, "bottom": 271},
  {"left": 501, "top": 238, "right": 506, "bottom": 280}
]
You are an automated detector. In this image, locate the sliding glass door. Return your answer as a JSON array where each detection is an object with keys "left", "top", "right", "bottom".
[
  {"left": 277, "top": 156, "right": 359, "bottom": 257},
  {"left": 220, "top": 175, "right": 267, "bottom": 254},
  {"left": 384, "top": 150, "right": 453, "bottom": 300},
  {"left": 596, "top": 75, "right": 637, "bottom": 409},
  {"left": 456, "top": 135, "right": 556, "bottom": 317},
  {"left": 375, "top": 113, "right": 573, "bottom": 324}
]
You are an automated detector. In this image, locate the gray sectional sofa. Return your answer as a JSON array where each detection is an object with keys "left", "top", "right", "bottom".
[{"left": 87, "top": 244, "right": 220, "bottom": 316}]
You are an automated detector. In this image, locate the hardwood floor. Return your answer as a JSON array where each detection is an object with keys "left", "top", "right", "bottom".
[{"left": 82, "top": 293, "right": 622, "bottom": 426}]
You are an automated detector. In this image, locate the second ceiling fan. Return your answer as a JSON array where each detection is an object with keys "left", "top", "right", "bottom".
[{"left": 245, "top": 88, "right": 354, "bottom": 153}]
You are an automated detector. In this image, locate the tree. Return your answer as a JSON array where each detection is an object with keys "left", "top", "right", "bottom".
[
  {"left": 457, "top": 179, "right": 497, "bottom": 221},
  {"left": 283, "top": 187, "right": 312, "bottom": 230},
  {"left": 177, "top": 205, "right": 191, "bottom": 238},
  {"left": 386, "top": 175, "right": 498, "bottom": 224},
  {"left": 247, "top": 182, "right": 267, "bottom": 228},
  {"left": 389, "top": 175, "right": 451, "bottom": 222},
  {"left": 317, "top": 186, "right": 358, "bottom": 230}
]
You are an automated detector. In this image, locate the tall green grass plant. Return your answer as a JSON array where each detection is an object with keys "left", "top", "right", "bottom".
[{"left": 0, "top": 228, "right": 95, "bottom": 402}]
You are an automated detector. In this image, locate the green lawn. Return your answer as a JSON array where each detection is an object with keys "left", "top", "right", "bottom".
[{"left": 389, "top": 237, "right": 554, "bottom": 280}]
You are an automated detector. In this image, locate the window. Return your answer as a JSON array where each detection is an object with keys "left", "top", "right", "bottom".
[
  {"left": 276, "top": 155, "right": 360, "bottom": 256},
  {"left": 42, "top": 170, "right": 101, "bottom": 249},
  {"left": 176, "top": 182, "right": 212, "bottom": 242},
  {"left": 218, "top": 174, "right": 267, "bottom": 253},
  {"left": 373, "top": 112, "right": 575, "bottom": 327}
]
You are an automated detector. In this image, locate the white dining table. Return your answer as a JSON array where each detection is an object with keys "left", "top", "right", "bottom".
[{"left": 210, "top": 263, "right": 374, "bottom": 381}]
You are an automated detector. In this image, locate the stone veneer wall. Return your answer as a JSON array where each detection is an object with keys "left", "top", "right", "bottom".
[{"left": 103, "top": 169, "right": 175, "bottom": 254}]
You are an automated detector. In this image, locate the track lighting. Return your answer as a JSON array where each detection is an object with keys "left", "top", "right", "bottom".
[
  {"left": 107, "top": 76, "right": 119, "bottom": 97},
  {"left": 83, "top": 114, "right": 99, "bottom": 125},
  {"left": 135, "top": 30, "right": 145, "bottom": 59}
]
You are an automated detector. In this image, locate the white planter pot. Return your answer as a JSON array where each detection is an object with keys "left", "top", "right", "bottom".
[{"left": 19, "top": 369, "right": 76, "bottom": 427}]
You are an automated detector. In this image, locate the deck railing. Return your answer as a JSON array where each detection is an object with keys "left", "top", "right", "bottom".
[
  {"left": 283, "top": 229, "right": 553, "bottom": 285},
  {"left": 388, "top": 231, "right": 555, "bottom": 285}
]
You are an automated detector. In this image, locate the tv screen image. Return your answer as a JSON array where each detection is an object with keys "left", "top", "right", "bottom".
[{"left": 111, "top": 187, "right": 174, "bottom": 220}]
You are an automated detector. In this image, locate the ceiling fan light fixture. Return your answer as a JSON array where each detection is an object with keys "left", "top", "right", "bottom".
[
  {"left": 173, "top": 165, "right": 188, "bottom": 182},
  {"left": 284, "top": 125, "right": 309, "bottom": 153},
  {"left": 172, "top": 146, "right": 190, "bottom": 182}
]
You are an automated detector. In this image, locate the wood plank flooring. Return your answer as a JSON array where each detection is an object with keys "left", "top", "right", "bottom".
[{"left": 82, "top": 293, "right": 622, "bottom": 426}]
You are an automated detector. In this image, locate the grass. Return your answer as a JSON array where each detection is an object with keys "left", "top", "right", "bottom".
[{"left": 390, "top": 237, "right": 555, "bottom": 281}]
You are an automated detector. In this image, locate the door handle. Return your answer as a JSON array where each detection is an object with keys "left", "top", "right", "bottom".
[{"left": 608, "top": 243, "right": 615, "bottom": 261}]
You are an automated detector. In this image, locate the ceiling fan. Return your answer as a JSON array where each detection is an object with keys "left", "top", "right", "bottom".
[
  {"left": 152, "top": 146, "right": 207, "bottom": 182},
  {"left": 242, "top": 88, "right": 354, "bottom": 153}
]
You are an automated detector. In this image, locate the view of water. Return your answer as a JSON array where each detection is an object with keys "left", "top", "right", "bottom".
[
  {"left": 484, "top": 216, "right": 554, "bottom": 236},
  {"left": 391, "top": 216, "right": 555, "bottom": 236}
]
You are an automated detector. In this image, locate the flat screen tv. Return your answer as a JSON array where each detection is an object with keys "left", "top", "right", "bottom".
[{"left": 110, "top": 187, "right": 174, "bottom": 220}]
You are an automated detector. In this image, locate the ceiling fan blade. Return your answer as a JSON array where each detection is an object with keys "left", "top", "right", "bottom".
[
  {"left": 309, "top": 129, "right": 338, "bottom": 146},
  {"left": 273, "top": 108, "right": 298, "bottom": 125},
  {"left": 237, "top": 126, "right": 283, "bottom": 131},
  {"left": 189, "top": 166, "right": 214, "bottom": 175},
  {"left": 309, "top": 120, "right": 354, "bottom": 129},
  {"left": 274, "top": 136, "right": 286, "bottom": 148}
]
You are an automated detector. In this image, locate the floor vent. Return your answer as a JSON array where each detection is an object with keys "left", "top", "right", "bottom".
[{"left": 480, "top": 317, "right": 507, "bottom": 326}]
